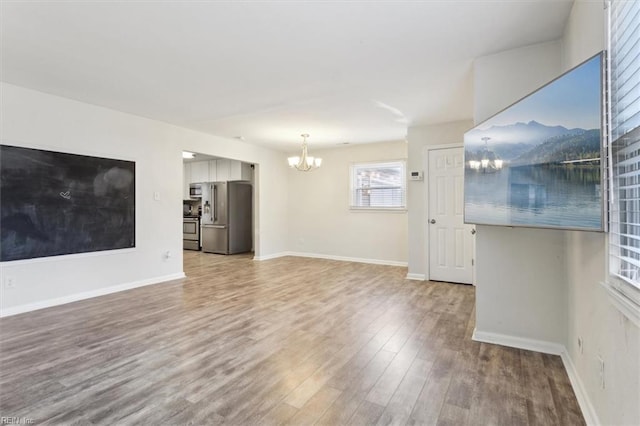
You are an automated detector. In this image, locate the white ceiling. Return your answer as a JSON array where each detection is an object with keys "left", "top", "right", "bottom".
[{"left": 0, "top": 1, "right": 574, "bottom": 152}]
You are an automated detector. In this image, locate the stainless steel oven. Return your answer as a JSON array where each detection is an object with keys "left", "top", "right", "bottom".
[{"left": 183, "top": 217, "right": 200, "bottom": 250}]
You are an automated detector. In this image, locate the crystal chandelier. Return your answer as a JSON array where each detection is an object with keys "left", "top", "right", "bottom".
[
  {"left": 468, "top": 137, "right": 503, "bottom": 172},
  {"left": 287, "top": 134, "right": 322, "bottom": 171}
]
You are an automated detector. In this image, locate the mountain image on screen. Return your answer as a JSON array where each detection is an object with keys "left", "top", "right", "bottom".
[
  {"left": 463, "top": 52, "right": 603, "bottom": 231},
  {"left": 465, "top": 121, "right": 600, "bottom": 165}
]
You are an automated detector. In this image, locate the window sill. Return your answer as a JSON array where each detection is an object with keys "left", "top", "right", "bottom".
[
  {"left": 600, "top": 280, "right": 640, "bottom": 328},
  {"left": 349, "top": 207, "right": 407, "bottom": 213}
]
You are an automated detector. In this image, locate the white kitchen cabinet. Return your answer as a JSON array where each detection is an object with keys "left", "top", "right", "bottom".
[
  {"left": 241, "top": 162, "right": 253, "bottom": 181},
  {"left": 185, "top": 159, "right": 252, "bottom": 186},
  {"left": 228, "top": 161, "right": 252, "bottom": 181},
  {"left": 183, "top": 163, "right": 191, "bottom": 200},
  {"left": 190, "top": 161, "right": 209, "bottom": 183},
  {"left": 216, "top": 159, "right": 231, "bottom": 181},
  {"left": 229, "top": 160, "right": 241, "bottom": 181},
  {"left": 228, "top": 161, "right": 243, "bottom": 180},
  {"left": 208, "top": 160, "right": 217, "bottom": 182}
]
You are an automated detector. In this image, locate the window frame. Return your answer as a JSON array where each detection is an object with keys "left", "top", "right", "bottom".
[
  {"left": 349, "top": 159, "right": 407, "bottom": 212},
  {"left": 604, "top": 0, "right": 640, "bottom": 327}
]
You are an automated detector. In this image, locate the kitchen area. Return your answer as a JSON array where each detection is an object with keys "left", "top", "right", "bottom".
[{"left": 183, "top": 153, "right": 254, "bottom": 256}]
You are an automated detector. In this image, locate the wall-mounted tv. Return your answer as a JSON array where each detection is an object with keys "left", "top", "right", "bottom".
[
  {"left": 0, "top": 145, "right": 136, "bottom": 261},
  {"left": 464, "top": 52, "right": 604, "bottom": 231}
]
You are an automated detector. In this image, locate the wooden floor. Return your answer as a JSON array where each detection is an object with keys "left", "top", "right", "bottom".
[{"left": 0, "top": 251, "right": 584, "bottom": 425}]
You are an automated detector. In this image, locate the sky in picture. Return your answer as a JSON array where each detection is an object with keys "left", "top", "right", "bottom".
[{"left": 476, "top": 54, "right": 602, "bottom": 131}]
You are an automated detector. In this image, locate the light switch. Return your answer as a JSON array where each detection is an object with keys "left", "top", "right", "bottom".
[{"left": 154, "top": 191, "right": 160, "bottom": 201}]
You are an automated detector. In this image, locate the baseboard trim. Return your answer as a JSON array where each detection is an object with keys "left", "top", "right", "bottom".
[
  {"left": 0, "top": 272, "right": 186, "bottom": 318},
  {"left": 472, "top": 328, "right": 599, "bottom": 425},
  {"left": 472, "top": 328, "right": 564, "bottom": 355},
  {"left": 284, "top": 251, "right": 407, "bottom": 267},
  {"left": 560, "top": 350, "right": 600, "bottom": 426},
  {"left": 253, "top": 252, "right": 289, "bottom": 261},
  {"left": 253, "top": 251, "right": 407, "bottom": 267},
  {"left": 406, "top": 273, "right": 426, "bottom": 281}
]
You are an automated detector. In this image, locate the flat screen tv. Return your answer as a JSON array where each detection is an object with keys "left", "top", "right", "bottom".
[
  {"left": 464, "top": 52, "right": 604, "bottom": 231},
  {"left": 0, "top": 145, "right": 136, "bottom": 261}
]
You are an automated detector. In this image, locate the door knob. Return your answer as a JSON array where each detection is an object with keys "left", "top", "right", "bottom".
[
  {"left": 471, "top": 229, "right": 476, "bottom": 235},
  {"left": 430, "top": 219, "right": 436, "bottom": 224}
]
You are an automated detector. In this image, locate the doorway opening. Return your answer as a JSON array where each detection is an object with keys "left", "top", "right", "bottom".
[{"left": 182, "top": 151, "right": 256, "bottom": 265}]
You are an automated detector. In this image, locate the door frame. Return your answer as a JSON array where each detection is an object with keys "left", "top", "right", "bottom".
[{"left": 423, "top": 143, "right": 476, "bottom": 285}]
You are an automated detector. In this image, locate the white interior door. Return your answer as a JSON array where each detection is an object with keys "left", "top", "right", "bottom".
[{"left": 428, "top": 147, "right": 474, "bottom": 284}]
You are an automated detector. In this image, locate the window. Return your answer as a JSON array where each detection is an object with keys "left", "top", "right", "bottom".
[
  {"left": 607, "top": 0, "right": 640, "bottom": 312},
  {"left": 350, "top": 160, "right": 406, "bottom": 210}
]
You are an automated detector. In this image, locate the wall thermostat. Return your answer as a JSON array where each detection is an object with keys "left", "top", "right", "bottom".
[{"left": 409, "top": 171, "right": 424, "bottom": 181}]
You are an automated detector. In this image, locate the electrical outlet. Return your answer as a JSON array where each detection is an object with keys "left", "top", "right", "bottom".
[
  {"left": 5, "top": 276, "right": 16, "bottom": 289},
  {"left": 598, "top": 356, "right": 605, "bottom": 389},
  {"left": 578, "top": 337, "right": 583, "bottom": 354}
]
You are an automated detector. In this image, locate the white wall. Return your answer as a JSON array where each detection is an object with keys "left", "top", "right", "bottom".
[
  {"left": 563, "top": 2, "right": 640, "bottom": 425},
  {"left": 287, "top": 140, "right": 408, "bottom": 265},
  {"left": 475, "top": 226, "right": 567, "bottom": 345},
  {"left": 472, "top": 2, "right": 640, "bottom": 424},
  {"left": 562, "top": 0, "right": 605, "bottom": 72},
  {"left": 472, "top": 40, "right": 566, "bottom": 344},
  {"left": 406, "top": 120, "right": 473, "bottom": 278},
  {"left": 473, "top": 40, "right": 563, "bottom": 123},
  {"left": 0, "top": 83, "right": 289, "bottom": 314}
]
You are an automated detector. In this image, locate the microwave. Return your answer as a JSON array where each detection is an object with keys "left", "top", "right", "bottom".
[{"left": 189, "top": 183, "right": 203, "bottom": 198}]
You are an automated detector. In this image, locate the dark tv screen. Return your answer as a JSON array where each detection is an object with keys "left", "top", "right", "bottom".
[
  {"left": 464, "top": 52, "right": 604, "bottom": 231},
  {"left": 1, "top": 145, "right": 136, "bottom": 261}
]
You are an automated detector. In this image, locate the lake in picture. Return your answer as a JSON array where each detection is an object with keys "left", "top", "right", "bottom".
[
  {"left": 463, "top": 53, "right": 603, "bottom": 231},
  {"left": 465, "top": 162, "right": 601, "bottom": 229}
]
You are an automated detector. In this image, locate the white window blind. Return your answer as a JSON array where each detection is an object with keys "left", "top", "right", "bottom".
[
  {"left": 350, "top": 161, "right": 406, "bottom": 209},
  {"left": 610, "top": 0, "right": 640, "bottom": 140},
  {"left": 609, "top": 0, "right": 640, "bottom": 296}
]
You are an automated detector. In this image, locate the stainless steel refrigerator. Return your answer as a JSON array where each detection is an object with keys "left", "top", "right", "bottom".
[{"left": 201, "top": 181, "right": 253, "bottom": 254}]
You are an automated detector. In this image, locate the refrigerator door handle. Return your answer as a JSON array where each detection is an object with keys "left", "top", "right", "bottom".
[
  {"left": 202, "top": 225, "right": 226, "bottom": 229},
  {"left": 213, "top": 185, "right": 218, "bottom": 222}
]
